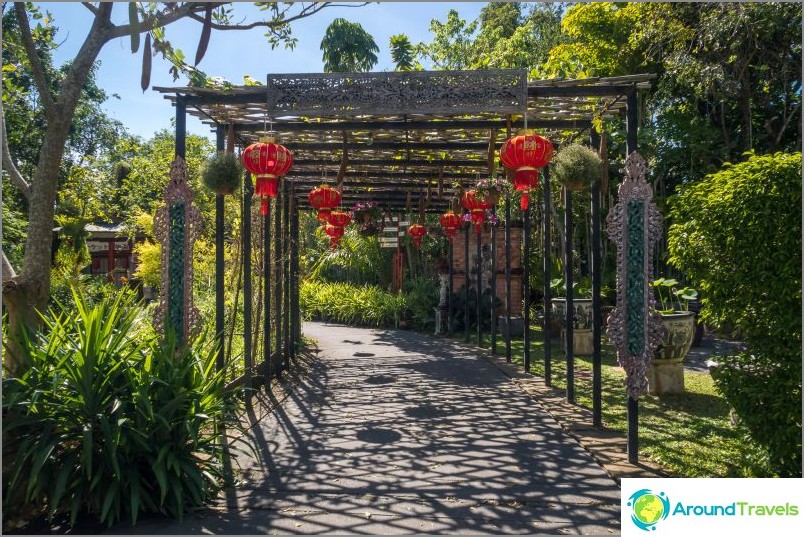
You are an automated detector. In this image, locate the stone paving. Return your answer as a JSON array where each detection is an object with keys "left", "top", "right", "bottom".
[{"left": 112, "top": 322, "right": 624, "bottom": 535}]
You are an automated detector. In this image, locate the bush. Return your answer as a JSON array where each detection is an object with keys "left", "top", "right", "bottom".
[
  {"left": 667, "top": 151, "right": 802, "bottom": 476},
  {"left": 401, "top": 277, "right": 438, "bottom": 330},
  {"left": 550, "top": 143, "right": 602, "bottom": 191},
  {"left": 2, "top": 288, "right": 248, "bottom": 529},
  {"left": 201, "top": 152, "right": 241, "bottom": 195}
]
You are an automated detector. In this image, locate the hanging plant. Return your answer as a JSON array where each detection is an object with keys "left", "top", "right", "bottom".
[
  {"left": 474, "top": 176, "right": 505, "bottom": 207},
  {"left": 350, "top": 201, "right": 384, "bottom": 237},
  {"left": 550, "top": 143, "right": 602, "bottom": 192},
  {"left": 202, "top": 152, "right": 242, "bottom": 195}
]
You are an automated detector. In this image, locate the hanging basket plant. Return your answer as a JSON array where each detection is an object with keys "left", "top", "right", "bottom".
[
  {"left": 350, "top": 202, "right": 384, "bottom": 237},
  {"left": 550, "top": 143, "right": 602, "bottom": 192},
  {"left": 202, "top": 152, "right": 242, "bottom": 195}
]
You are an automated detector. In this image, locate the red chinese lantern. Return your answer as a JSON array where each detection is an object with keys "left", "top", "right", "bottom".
[
  {"left": 308, "top": 184, "right": 341, "bottom": 223},
  {"left": 324, "top": 224, "right": 345, "bottom": 250},
  {"left": 462, "top": 189, "right": 491, "bottom": 234},
  {"left": 327, "top": 210, "right": 352, "bottom": 228},
  {"left": 408, "top": 223, "right": 426, "bottom": 249},
  {"left": 500, "top": 131, "right": 553, "bottom": 210},
  {"left": 242, "top": 136, "right": 293, "bottom": 216},
  {"left": 439, "top": 211, "right": 461, "bottom": 241}
]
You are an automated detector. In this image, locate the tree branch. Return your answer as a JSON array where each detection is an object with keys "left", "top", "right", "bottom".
[
  {"left": 1, "top": 114, "right": 31, "bottom": 200},
  {"left": 105, "top": 2, "right": 222, "bottom": 41},
  {"left": 13, "top": 2, "right": 56, "bottom": 115},
  {"left": 81, "top": 2, "right": 99, "bottom": 16},
  {"left": 2, "top": 249, "right": 17, "bottom": 283}
]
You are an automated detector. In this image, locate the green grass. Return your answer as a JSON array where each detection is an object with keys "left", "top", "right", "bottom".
[{"left": 450, "top": 327, "right": 774, "bottom": 477}]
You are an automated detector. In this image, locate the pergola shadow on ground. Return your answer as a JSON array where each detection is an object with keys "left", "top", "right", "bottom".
[
  {"left": 109, "top": 323, "right": 623, "bottom": 535},
  {"left": 155, "top": 69, "right": 656, "bottom": 472}
]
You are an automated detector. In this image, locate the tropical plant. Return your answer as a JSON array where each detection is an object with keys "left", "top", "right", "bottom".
[
  {"left": 389, "top": 34, "right": 418, "bottom": 71},
  {"left": 651, "top": 277, "right": 698, "bottom": 314},
  {"left": 2, "top": 287, "right": 249, "bottom": 528},
  {"left": 201, "top": 152, "right": 241, "bottom": 195},
  {"left": 320, "top": 18, "right": 379, "bottom": 73},
  {"left": 299, "top": 280, "right": 405, "bottom": 328},
  {"left": 667, "top": 151, "right": 802, "bottom": 477},
  {"left": 550, "top": 143, "right": 602, "bottom": 191}
]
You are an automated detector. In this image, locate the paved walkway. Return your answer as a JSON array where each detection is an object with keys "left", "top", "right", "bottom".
[{"left": 116, "top": 323, "right": 621, "bottom": 534}]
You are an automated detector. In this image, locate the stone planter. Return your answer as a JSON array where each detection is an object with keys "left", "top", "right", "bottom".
[
  {"left": 551, "top": 298, "right": 593, "bottom": 330},
  {"left": 648, "top": 311, "right": 696, "bottom": 394},
  {"left": 560, "top": 328, "right": 593, "bottom": 355}
]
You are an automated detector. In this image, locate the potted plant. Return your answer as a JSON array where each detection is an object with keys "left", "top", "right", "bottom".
[
  {"left": 550, "top": 143, "right": 602, "bottom": 192},
  {"left": 202, "top": 152, "right": 242, "bottom": 195},
  {"left": 475, "top": 176, "right": 505, "bottom": 206},
  {"left": 350, "top": 201, "right": 384, "bottom": 237},
  {"left": 648, "top": 277, "right": 698, "bottom": 394},
  {"left": 550, "top": 276, "right": 594, "bottom": 355}
]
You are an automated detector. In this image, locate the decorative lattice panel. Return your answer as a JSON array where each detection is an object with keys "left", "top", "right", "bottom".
[
  {"left": 154, "top": 156, "right": 202, "bottom": 345},
  {"left": 266, "top": 70, "right": 527, "bottom": 117},
  {"left": 605, "top": 152, "right": 664, "bottom": 399}
]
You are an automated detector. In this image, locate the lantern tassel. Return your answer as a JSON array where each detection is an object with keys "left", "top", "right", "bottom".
[
  {"left": 260, "top": 197, "right": 269, "bottom": 216},
  {"left": 521, "top": 192, "right": 529, "bottom": 211}
]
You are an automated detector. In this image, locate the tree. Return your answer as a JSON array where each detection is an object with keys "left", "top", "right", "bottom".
[
  {"left": 1, "top": 2, "right": 366, "bottom": 374},
  {"left": 417, "top": 9, "right": 478, "bottom": 70},
  {"left": 320, "top": 18, "right": 379, "bottom": 73},
  {"left": 389, "top": 34, "right": 418, "bottom": 72}
]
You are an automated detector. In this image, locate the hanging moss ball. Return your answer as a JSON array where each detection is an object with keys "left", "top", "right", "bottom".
[
  {"left": 551, "top": 143, "right": 603, "bottom": 191},
  {"left": 202, "top": 152, "right": 242, "bottom": 195}
]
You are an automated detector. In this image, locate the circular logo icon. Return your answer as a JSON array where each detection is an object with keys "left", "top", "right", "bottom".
[{"left": 627, "top": 489, "right": 670, "bottom": 531}]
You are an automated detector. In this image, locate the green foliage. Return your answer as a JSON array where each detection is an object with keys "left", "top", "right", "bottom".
[
  {"left": 300, "top": 280, "right": 405, "bottom": 328},
  {"left": 450, "top": 285, "right": 501, "bottom": 333},
  {"left": 201, "top": 152, "right": 241, "bottom": 195},
  {"left": 309, "top": 227, "right": 392, "bottom": 287},
  {"left": 320, "top": 18, "right": 379, "bottom": 73},
  {"left": 389, "top": 34, "right": 418, "bottom": 71},
  {"left": 650, "top": 277, "right": 698, "bottom": 314},
  {"left": 401, "top": 277, "right": 438, "bottom": 331},
  {"left": 550, "top": 143, "right": 602, "bottom": 191},
  {"left": 2, "top": 287, "right": 248, "bottom": 528},
  {"left": 667, "top": 151, "right": 802, "bottom": 476}
]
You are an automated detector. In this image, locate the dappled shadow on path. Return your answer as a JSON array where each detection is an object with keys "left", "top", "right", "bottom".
[{"left": 111, "top": 323, "right": 620, "bottom": 535}]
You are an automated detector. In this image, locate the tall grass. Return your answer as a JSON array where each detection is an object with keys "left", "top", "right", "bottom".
[{"left": 300, "top": 280, "right": 406, "bottom": 328}]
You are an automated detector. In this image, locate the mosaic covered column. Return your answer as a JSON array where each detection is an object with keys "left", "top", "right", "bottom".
[
  {"left": 605, "top": 152, "right": 664, "bottom": 399},
  {"left": 153, "top": 156, "right": 202, "bottom": 345}
]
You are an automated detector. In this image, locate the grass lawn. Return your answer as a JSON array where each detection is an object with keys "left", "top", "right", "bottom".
[{"left": 448, "top": 326, "right": 773, "bottom": 477}]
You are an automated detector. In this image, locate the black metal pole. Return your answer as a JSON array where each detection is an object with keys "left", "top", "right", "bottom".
[
  {"left": 490, "top": 210, "right": 497, "bottom": 354},
  {"left": 264, "top": 209, "right": 271, "bottom": 384},
  {"left": 590, "top": 130, "right": 603, "bottom": 427},
  {"left": 626, "top": 88, "right": 639, "bottom": 462},
  {"left": 214, "top": 126, "right": 225, "bottom": 372},
  {"left": 290, "top": 194, "right": 300, "bottom": 358},
  {"left": 523, "top": 202, "right": 531, "bottom": 373},
  {"left": 274, "top": 182, "right": 282, "bottom": 378},
  {"left": 476, "top": 227, "right": 482, "bottom": 346},
  {"left": 448, "top": 237, "right": 454, "bottom": 336},
  {"left": 283, "top": 183, "right": 291, "bottom": 369},
  {"left": 243, "top": 172, "right": 253, "bottom": 394},
  {"left": 543, "top": 167, "right": 553, "bottom": 386},
  {"left": 464, "top": 223, "right": 470, "bottom": 343},
  {"left": 504, "top": 194, "right": 512, "bottom": 362},
  {"left": 565, "top": 187, "right": 575, "bottom": 403}
]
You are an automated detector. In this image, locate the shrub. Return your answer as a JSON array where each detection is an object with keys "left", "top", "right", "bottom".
[
  {"left": 2, "top": 288, "right": 248, "bottom": 529},
  {"left": 667, "top": 151, "right": 802, "bottom": 476},
  {"left": 401, "top": 277, "right": 438, "bottom": 330},
  {"left": 300, "top": 281, "right": 406, "bottom": 328}
]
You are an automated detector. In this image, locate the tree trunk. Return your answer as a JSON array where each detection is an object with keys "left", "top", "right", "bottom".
[{"left": 3, "top": 5, "right": 112, "bottom": 374}]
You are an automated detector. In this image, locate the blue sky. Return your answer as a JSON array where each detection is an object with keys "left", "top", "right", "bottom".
[{"left": 38, "top": 2, "right": 488, "bottom": 140}]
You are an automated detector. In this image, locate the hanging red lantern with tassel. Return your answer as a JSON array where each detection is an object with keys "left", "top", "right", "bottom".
[
  {"left": 324, "top": 224, "right": 345, "bottom": 250},
  {"left": 242, "top": 136, "right": 293, "bottom": 216},
  {"left": 462, "top": 190, "right": 491, "bottom": 234},
  {"left": 499, "top": 131, "right": 553, "bottom": 210},
  {"left": 439, "top": 211, "right": 461, "bottom": 241},
  {"left": 308, "top": 184, "right": 341, "bottom": 223},
  {"left": 408, "top": 223, "right": 426, "bottom": 250}
]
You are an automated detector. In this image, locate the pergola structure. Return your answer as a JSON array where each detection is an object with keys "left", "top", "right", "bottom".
[{"left": 157, "top": 70, "right": 655, "bottom": 462}]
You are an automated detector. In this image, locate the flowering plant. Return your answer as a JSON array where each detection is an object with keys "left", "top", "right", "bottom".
[
  {"left": 350, "top": 202, "right": 385, "bottom": 236},
  {"left": 474, "top": 176, "right": 505, "bottom": 206},
  {"left": 461, "top": 209, "right": 498, "bottom": 226}
]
